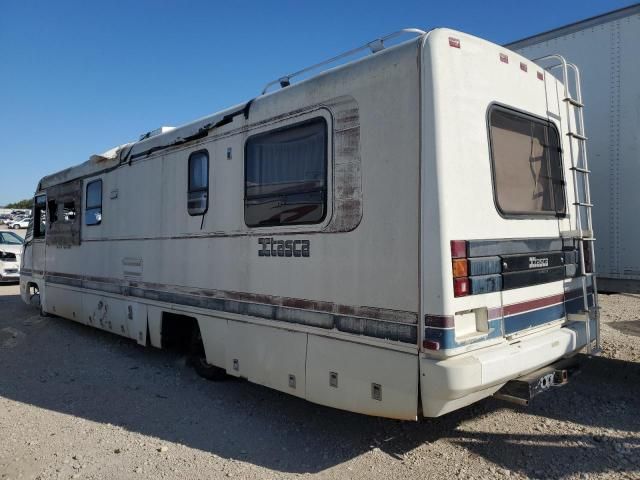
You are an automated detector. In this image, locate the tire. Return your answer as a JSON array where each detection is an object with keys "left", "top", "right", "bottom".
[{"left": 188, "top": 329, "right": 228, "bottom": 381}]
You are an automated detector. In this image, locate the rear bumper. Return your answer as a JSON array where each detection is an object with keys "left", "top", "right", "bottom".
[{"left": 420, "top": 321, "right": 593, "bottom": 417}]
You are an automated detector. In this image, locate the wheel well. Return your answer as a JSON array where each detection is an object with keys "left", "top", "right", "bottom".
[
  {"left": 161, "top": 312, "right": 199, "bottom": 351},
  {"left": 27, "top": 282, "right": 39, "bottom": 299}
]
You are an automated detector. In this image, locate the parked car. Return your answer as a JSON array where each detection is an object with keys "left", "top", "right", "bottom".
[
  {"left": 9, "top": 218, "right": 30, "bottom": 229},
  {"left": 0, "top": 231, "right": 23, "bottom": 282}
]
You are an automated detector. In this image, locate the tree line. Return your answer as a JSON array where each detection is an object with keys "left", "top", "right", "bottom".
[{"left": 2, "top": 199, "right": 32, "bottom": 209}]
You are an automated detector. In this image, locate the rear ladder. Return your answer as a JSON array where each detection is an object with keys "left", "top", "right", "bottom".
[{"left": 534, "top": 54, "right": 600, "bottom": 355}]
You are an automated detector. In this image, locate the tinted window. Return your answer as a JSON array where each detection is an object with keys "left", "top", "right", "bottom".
[
  {"left": 188, "top": 150, "right": 209, "bottom": 216},
  {"left": 86, "top": 180, "right": 102, "bottom": 226},
  {"left": 34, "top": 195, "right": 46, "bottom": 238},
  {"left": 63, "top": 201, "right": 77, "bottom": 222},
  {"left": 48, "top": 200, "right": 58, "bottom": 223},
  {"left": 489, "top": 107, "right": 566, "bottom": 216},
  {"left": 245, "top": 118, "right": 327, "bottom": 227}
]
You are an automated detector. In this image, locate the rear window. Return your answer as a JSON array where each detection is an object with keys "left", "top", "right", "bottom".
[{"left": 488, "top": 106, "right": 566, "bottom": 217}]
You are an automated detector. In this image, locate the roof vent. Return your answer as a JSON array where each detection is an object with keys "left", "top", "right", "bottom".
[{"left": 138, "top": 126, "right": 175, "bottom": 141}]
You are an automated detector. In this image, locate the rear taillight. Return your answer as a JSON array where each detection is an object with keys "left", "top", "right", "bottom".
[
  {"left": 450, "top": 240, "right": 467, "bottom": 259},
  {"left": 451, "top": 240, "right": 469, "bottom": 297},
  {"left": 453, "top": 277, "right": 470, "bottom": 297},
  {"left": 452, "top": 258, "right": 468, "bottom": 278}
]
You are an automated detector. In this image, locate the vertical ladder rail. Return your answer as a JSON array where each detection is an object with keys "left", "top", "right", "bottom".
[
  {"left": 569, "top": 62, "right": 600, "bottom": 352},
  {"left": 533, "top": 54, "right": 599, "bottom": 354}
]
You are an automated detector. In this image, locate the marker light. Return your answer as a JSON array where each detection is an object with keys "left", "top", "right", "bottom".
[
  {"left": 520, "top": 62, "right": 528, "bottom": 72},
  {"left": 423, "top": 340, "right": 441, "bottom": 351},
  {"left": 449, "top": 37, "right": 461, "bottom": 49},
  {"left": 500, "top": 53, "right": 509, "bottom": 64},
  {"left": 537, "top": 71, "right": 544, "bottom": 81}
]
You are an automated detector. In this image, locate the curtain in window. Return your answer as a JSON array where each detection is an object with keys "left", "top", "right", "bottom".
[
  {"left": 490, "top": 109, "right": 565, "bottom": 216},
  {"left": 245, "top": 119, "right": 327, "bottom": 226}
]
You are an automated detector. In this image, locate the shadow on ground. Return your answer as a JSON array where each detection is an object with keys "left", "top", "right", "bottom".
[{"left": 1, "top": 292, "right": 639, "bottom": 477}]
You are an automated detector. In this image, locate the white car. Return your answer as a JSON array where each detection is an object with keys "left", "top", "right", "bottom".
[
  {"left": 0, "top": 231, "right": 23, "bottom": 282},
  {"left": 9, "top": 218, "right": 30, "bottom": 229}
]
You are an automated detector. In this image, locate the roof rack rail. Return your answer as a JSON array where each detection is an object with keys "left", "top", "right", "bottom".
[{"left": 260, "top": 28, "right": 427, "bottom": 95}]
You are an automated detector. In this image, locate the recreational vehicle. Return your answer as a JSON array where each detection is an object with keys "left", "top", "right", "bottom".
[
  {"left": 20, "top": 28, "right": 599, "bottom": 419},
  {"left": 507, "top": 3, "right": 640, "bottom": 293}
]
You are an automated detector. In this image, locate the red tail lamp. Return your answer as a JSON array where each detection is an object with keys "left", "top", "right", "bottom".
[{"left": 451, "top": 240, "right": 469, "bottom": 297}]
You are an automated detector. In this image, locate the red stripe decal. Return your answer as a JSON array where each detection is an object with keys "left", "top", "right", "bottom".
[
  {"left": 424, "top": 314, "right": 454, "bottom": 329},
  {"left": 503, "top": 293, "right": 565, "bottom": 317}
]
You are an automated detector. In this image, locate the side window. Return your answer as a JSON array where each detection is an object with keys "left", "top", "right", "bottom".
[
  {"left": 47, "top": 200, "right": 58, "bottom": 223},
  {"left": 62, "top": 201, "right": 77, "bottom": 222},
  {"left": 86, "top": 180, "right": 102, "bottom": 226},
  {"left": 33, "top": 195, "right": 46, "bottom": 238},
  {"left": 188, "top": 150, "right": 209, "bottom": 216},
  {"left": 488, "top": 106, "right": 566, "bottom": 217},
  {"left": 245, "top": 118, "right": 327, "bottom": 227}
]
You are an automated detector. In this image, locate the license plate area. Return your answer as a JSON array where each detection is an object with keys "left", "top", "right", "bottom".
[{"left": 494, "top": 357, "right": 580, "bottom": 406}]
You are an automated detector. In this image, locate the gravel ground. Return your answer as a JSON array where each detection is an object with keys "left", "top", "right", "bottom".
[{"left": 0, "top": 283, "right": 638, "bottom": 480}]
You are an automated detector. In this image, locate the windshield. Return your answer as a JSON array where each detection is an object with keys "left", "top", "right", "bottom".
[{"left": 0, "top": 232, "right": 23, "bottom": 245}]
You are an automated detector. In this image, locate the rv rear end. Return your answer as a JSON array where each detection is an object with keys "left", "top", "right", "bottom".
[
  {"left": 418, "top": 30, "right": 597, "bottom": 416},
  {"left": 18, "top": 28, "right": 598, "bottom": 420}
]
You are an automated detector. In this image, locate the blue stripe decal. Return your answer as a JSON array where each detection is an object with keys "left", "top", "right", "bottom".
[
  {"left": 503, "top": 303, "right": 564, "bottom": 335},
  {"left": 424, "top": 318, "right": 502, "bottom": 349},
  {"left": 425, "top": 293, "right": 595, "bottom": 349}
]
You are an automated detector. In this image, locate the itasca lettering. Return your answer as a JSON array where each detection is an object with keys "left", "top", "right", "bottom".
[
  {"left": 529, "top": 256, "right": 549, "bottom": 269},
  {"left": 258, "top": 238, "right": 310, "bottom": 257}
]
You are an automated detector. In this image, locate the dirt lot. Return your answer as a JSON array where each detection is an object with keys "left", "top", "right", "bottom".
[{"left": 0, "top": 282, "right": 639, "bottom": 480}]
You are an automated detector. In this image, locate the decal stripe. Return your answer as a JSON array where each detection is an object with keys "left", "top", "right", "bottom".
[
  {"left": 424, "top": 289, "right": 595, "bottom": 349},
  {"left": 37, "top": 271, "right": 418, "bottom": 345},
  {"left": 502, "top": 293, "right": 565, "bottom": 317}
]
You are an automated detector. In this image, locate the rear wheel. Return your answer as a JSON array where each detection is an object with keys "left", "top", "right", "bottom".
[{"left": 188, "top": 329, "right": 228, "bottom": 381}]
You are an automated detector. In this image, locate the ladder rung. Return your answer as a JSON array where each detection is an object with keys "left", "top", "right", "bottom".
[
  {"left": 570, "top": 166, "right": 591, "bottom": 174},
  {"left": 574, "top": 202, "right": 593, "bottom": 207},
  {"left": 563, "top": 97, "right": 584, "bottom": 108},
  {"left": 561, "top": 229, "right": 593, "bottom": 238},
  {"left": 583, "top": 237, "right": 596, "bottom": 241},
  {"left": 567, "top": 132, "right": 588, "bottom": 141}
]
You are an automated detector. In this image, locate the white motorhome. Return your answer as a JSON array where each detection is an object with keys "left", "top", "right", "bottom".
[
  {"left": 20, "top": 28, "right": 599, "bottom": 420},
  {"left": 507, "top": 4, "right": 640, "bottom": 293}
]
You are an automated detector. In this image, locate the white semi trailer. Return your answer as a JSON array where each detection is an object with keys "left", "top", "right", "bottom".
[{"left": 507, "top": 3, "right": 640, "bottom": 293}]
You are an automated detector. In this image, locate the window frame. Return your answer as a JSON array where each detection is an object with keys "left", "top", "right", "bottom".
[
  {"left": 187, "top": 149, "right": 210, "bottom": 216},
  {"left": 85, "top": 179, "right": 103, "bottom": 226},
  {"left": 33, "top": 194, "right": 47, "bottom": 239},
  {"left": 243, "top": 116, "right": 329, "bottom": 229},
  {"left": 486, "top": 103, "right": 567, "bottom": 219}
]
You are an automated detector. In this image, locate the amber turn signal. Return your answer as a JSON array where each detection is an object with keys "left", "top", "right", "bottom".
[{"left": 452, "top": 258, "right": 469, "bottom": 278}]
